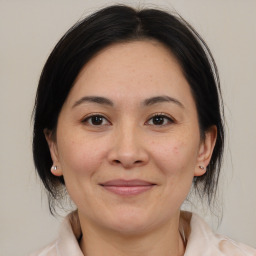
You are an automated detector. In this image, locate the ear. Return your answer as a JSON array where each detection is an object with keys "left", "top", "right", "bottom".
[
  {"left": 44, "top": 129, "right": 63, "bottom": 176},
  {"left": 194, "top": 126, "right": 217, "bottom": 176}
]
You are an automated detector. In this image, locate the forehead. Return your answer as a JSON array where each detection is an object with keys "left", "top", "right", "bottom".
[{"left": 66, "top": 40, "right": 195, "bottom": 107}]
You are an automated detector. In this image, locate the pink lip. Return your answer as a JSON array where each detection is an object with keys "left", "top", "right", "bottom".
[{"left": 100, "top": 179, "right": 156, "bottom": 196}]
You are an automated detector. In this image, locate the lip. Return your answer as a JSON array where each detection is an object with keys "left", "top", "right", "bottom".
[{"left": 100, "top": 179, "right": 156, "bottom": 196}]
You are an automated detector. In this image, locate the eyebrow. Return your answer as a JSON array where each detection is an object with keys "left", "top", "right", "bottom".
[
  {"left": 72, "top": 96, "right": 114, "bottom": 108},
  {"left": 72, "top": 95, "right": 184, "bottom": 108},
  {"left": 143, "top": 96, "right": 184, "bottom": 108}
]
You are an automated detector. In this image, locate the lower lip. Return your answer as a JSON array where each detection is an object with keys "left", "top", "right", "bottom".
[{"left": 101, "top": 185, "right": 154, "bottom": 196}]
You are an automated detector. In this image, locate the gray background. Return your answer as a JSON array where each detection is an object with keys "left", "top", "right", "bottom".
[{"left": 0, "top": 0, "right": 255, "bottom": 255}]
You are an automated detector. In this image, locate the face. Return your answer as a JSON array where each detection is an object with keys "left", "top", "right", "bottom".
[{"left": 47, "top": 40, "right": 216, "bottom": 235}]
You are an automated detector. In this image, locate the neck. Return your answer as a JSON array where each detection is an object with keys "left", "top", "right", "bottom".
[{"left": 79, "top": 211, "right": 185, "bottom": 256}]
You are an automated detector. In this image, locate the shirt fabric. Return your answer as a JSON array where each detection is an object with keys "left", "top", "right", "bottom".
[{"left": 29, "top": 211, "right": 256, "bottom": 256}]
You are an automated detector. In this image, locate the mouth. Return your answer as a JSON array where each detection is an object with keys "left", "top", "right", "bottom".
[{"left": 99, "top": 179, "right": 156, "bottom": 196}]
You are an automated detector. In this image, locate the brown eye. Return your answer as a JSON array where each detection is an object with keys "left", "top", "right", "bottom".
[
  {"left": 146, "top": 114, "right": 174, "bottom": 126},
  {"left": 83, "top": 115, "right": 110, "bottom": 126},
  {"left": 152, "top": 116, "right": 165, "bottom": 125}
]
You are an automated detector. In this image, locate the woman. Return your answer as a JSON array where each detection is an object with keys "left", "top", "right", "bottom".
[{"left": 31, "top": 4, "right": 256, "bottom": 256}]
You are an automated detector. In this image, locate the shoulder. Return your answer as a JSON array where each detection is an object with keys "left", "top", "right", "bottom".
[
  {"left": 29, "top": 211, "right": 83, "bottom": 256},
  {"left": 184, "top": 211, "right": 256, "bottom": 256},
  {"left": 28, "top": 241, "right": 58, "bottom": 256},
  {"left": 214, "top": 234, "right": 256, "bottom": 256}
]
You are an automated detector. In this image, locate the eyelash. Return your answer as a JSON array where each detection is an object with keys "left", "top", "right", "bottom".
[
  {"left": 82, "top": 113, "right": 111, "bottom": 126},
  {"left": 81, "top": 113, "right": 175, "bottom": 127},
  {"left": 145, "top": 113, "right": 175, "bottom": 126}
]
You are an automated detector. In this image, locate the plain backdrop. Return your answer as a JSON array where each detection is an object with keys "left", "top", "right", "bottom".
[{"left": 0, "top": 0, "right": 255, "bottom": 255}]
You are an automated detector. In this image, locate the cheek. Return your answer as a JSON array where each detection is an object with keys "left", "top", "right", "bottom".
[
  {"left": 152, "top": 137, "right": 198, "bottom": 204},
  {"left": 56, "top": 135, "right": 109, "bottom": 207},
  {"left": 57, "top": 135, "right": 106, "bottom": 177},
  {"left": 151, "top": 136, "right": 199, "bottom": 178}
]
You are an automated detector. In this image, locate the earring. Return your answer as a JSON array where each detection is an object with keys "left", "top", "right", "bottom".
[
  {"left": 199, "top": 165, "right": 205, "bottom": 170},
  {"left": 51, "top": 165, "right": 57, "bottom": 172},
  {"left": 50, "top": 165, "right": 62, "bottom": 176}
]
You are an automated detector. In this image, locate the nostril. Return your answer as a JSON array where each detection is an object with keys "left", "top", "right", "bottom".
[{"left": 112, "top": 159, "right": 143, "bottom": 166}]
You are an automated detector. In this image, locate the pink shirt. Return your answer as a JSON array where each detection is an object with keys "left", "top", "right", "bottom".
[{"left": 30, "top": 211, "right": 256, "bottom": 256}]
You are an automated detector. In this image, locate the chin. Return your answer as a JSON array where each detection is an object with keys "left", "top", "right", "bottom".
[
  {"left": 110, "top": 220, "right": 152, "bottom": 236},
  {"left": 101, "top": 207, "right": 161, "bottom": 236}
]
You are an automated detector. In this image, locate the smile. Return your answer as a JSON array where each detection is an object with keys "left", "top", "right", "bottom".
[{"left": 100, "top": 179, "right": 156, "bottom": 196}]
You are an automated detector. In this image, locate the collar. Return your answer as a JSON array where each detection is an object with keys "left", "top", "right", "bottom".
[{"left": 56, "top": 210, "right": 255, "bottom": 256}]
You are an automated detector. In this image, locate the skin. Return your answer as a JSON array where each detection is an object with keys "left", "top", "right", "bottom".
[{"left": 46, "top": 40, "right": 217, "bottom": 256}]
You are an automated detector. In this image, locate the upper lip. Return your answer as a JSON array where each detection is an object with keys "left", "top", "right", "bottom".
[{"left": 100, "top": 179, "right": 156, "bottom": 186}]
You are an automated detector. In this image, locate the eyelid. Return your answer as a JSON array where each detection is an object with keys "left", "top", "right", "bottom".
[
  {"left": 81, "top": 113, "right": 111, "bottom": 125},
  {"left": 80, "top": 112, "right": 175, "bottom": 126},
  {"left": 145, "top": 112, "right": 175, "bottom": 125}
]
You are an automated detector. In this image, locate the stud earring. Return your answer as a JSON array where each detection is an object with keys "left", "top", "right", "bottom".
[
  {"left": 199, "top": 165, "right": 205, "bottom": 170},
  {"left": 50, "top": 165, "right": 62, "bottom": 176},
  {"left": 51, "top": 165, "right": 57, "bottom": 172}
]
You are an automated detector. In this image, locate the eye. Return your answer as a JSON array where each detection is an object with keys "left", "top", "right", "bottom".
[
  {"left": 82, "top": 114, "right": 110, "bottom": 126},
  {"left": 146, "top": 114, "right": 174, "bottom": 126}
]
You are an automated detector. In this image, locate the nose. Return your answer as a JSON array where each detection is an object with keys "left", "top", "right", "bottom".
[{"left": 107, "top": 126, "right": 149, "bottom": 169}]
